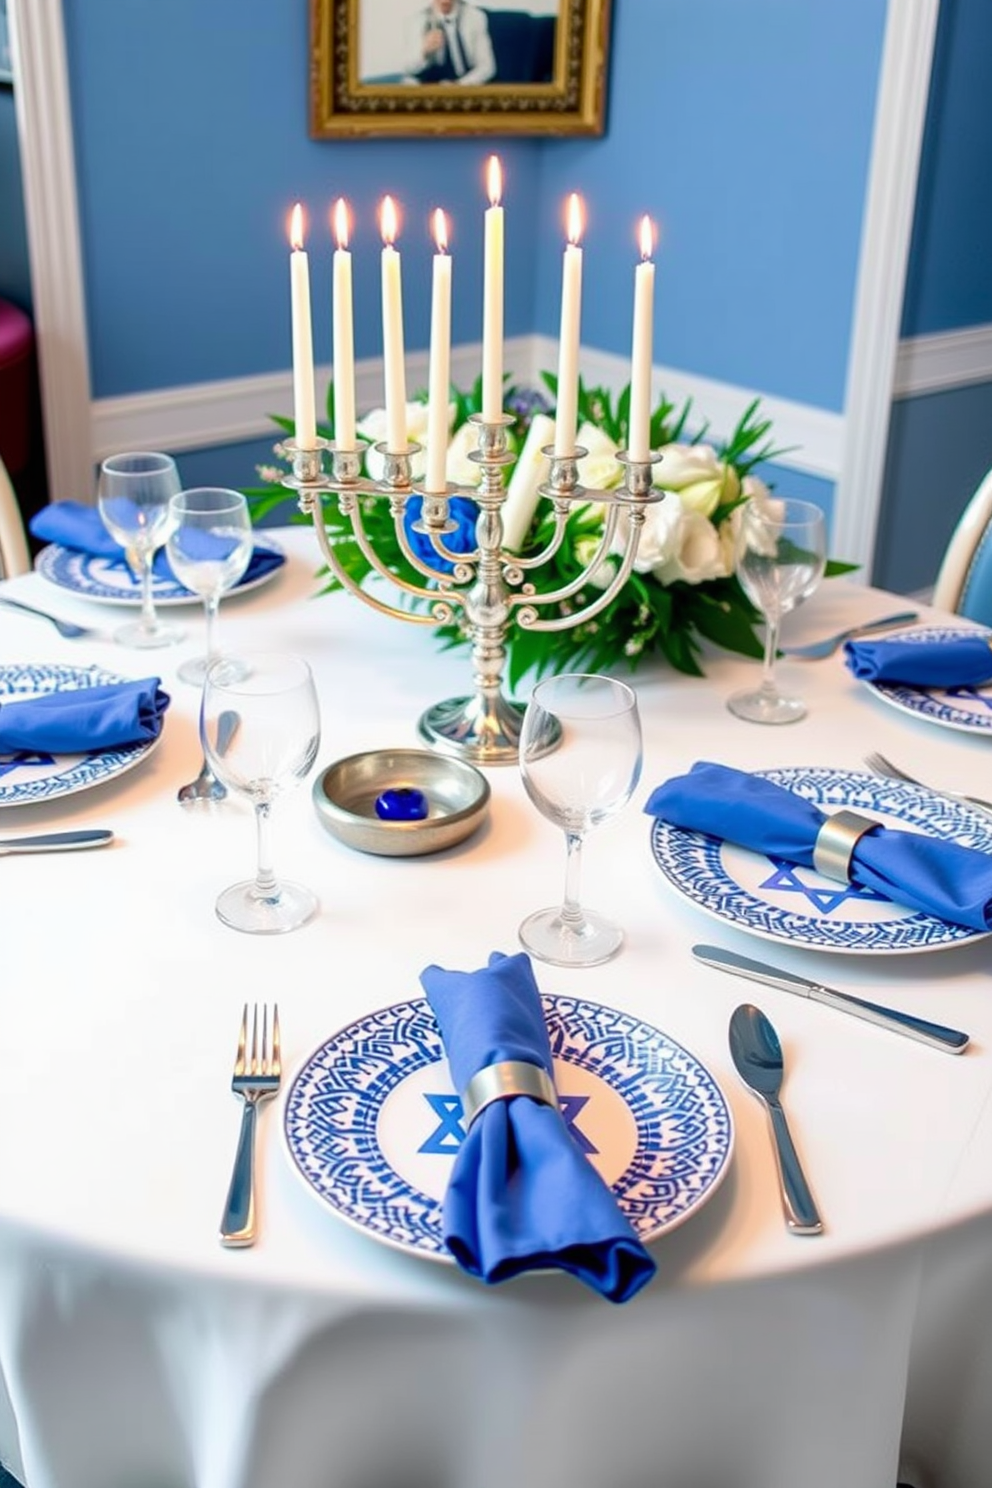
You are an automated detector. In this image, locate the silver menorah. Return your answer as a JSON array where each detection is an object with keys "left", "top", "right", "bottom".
[{"left": 286, "top": 414, "right": 663, "bottom": 766}]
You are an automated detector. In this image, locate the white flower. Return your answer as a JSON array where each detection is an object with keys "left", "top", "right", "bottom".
[
  {"left": 719, "top": 476, "right": 784, "bottom": 571},
  {"left": 577, "top": 421, "right": 624, "bottom": 492},
  {"left": 611, "top": 489, "right": 683, "bottom": 574},
  {"left": 656, "top": 510, "right": 729, "bottom": 585},
  {"left": 501, "top": 413, "right": 555, "bottom": 551},
  {"left": 358, "top": 402, "right": 432, "bottom": 482},
  {"left": 652, "top": 442, "right": 740, "bottom": 518},
  {"left": 445, "top": 421, "right": 482, "bottom": 487},
  {"left": 574, "top": 535, "right": 618, "bottom": 590}
]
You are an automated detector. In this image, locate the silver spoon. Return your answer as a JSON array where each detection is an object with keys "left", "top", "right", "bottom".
[
  {"left": 0, "top": 596, "right": 106, "bottom": 641},
  {"left": 177, "top": 708, "right": 239, "bottom": 806},
  {"left": 779, "top": 609, "right": 919, "bottom": 660},
  {"left": 729, "top": 1003, "right": 823, "bottom": 1236}
]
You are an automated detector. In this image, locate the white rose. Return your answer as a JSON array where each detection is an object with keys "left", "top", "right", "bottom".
[
  {"left": 358, "top": 402, "right": 432, "bottom": 482},
  {"left": 656, "top": 510, "right": 729, "bottom": 585},
  {"left": 611, "top": 489, "right": 683, "bottom": 574},
  {"left": 445, "top": 421, "right": 482, "bottom": 487},
  {"left": 574, "top": 535, "right": 619, "bottom": 590},
  {"left": 576, "top": 421, "right": 624, "bottom": 492},
  {"left": 719, "top": 479, "right": 785, "bottom": 570},
  {"left": 652, "top": 442, "right": 739, "bottom": 518}
]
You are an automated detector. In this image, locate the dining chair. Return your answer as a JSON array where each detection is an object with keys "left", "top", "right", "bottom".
[
  {"left": 0, "top": 454, "right": 31, "bottom": 580},
  {"left": 932, "top": 466, "right": 992, "bottom": 624}
]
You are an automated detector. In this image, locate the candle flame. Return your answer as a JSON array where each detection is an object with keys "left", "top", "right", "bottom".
[
  {"left": 380, "top": 195, "right": 399, "bottom": 246},
  {"left": 639, "top": 214, "right": 655, "bottom": 261},
  {"left": 290, "top": 202, "right": 305, "bottom": 252},
  {"left": 486, "top": 155, "right": 502, "bottom": 207},
  {"left": 333, "top": 197, "right": 350, "bottom": 251},
  {"left": 432, "top": 207, "right": 448, "bottom": 254},
  {"left": 566, "top": 192, "right": 583, "bottom": 246}
]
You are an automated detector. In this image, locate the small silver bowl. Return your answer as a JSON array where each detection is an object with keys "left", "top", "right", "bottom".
[{"left": 312, "top": 748, "right": 491, "bottom": 856}]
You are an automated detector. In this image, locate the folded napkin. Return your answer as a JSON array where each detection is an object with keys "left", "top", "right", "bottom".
[
  {"left": 644, "top": 760, "right": 992, "bottom": 931},
  {"left": 420, "top": 950, "right": 656, "bottom": 1303},
  {"left": 844, "top": 632, "right": 992, "bottom": 686},
  {"left": 0, "top": 677, "right": 170, "bottom": 752},
  {"left": 29, "top": 502, "right": 283, "bottom": 585}
]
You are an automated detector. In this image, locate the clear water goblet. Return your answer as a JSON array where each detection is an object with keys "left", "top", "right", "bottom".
[
  {"left": 201, "top": 651, "right": 321, "bottom": 935},
  {"left": 166, "top": 488, "right": 254, "bottom": 686},
  {"left": 97, "top": 451, "right": 185, "bottom": 649},
  {"left": 727, "top": 497, "right": 827, "bottom": 725},
  {"left": 518, "top": 673, "right": 643, "bottom": 967}
]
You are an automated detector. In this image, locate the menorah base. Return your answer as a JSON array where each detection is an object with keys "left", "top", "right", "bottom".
[{"left": 416, "top": 692, "right": 560, "bottom": 767}]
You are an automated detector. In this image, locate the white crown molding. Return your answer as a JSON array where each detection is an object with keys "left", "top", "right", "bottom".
[
  {"left": 832, "top": 0, "right": 940, "bottom": 576},
  {"left": 92, "top": 332, "right": 843, "bottom": 479},
  {"left": 894, "top": 323, "right": 992, "bottom": 397},
  {"left": 7, "top": 0, "right": 94, "bottom": 499}
]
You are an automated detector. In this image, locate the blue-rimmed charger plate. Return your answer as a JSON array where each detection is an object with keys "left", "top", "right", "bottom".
[
  {"left": 649, "top": 764, "right": 992, "bottom": 954},
  {"left": 0, "top": 662, "right": 162, "bottom": 806},
  {"left": 35, "top": 533, "right": 285, "bottom": 606},
  {"left": 283, "top": 994, "right": 733, "bottom": 1263},
  {"left": 858, "top": 624, "right": 992, "bottom": 735}
]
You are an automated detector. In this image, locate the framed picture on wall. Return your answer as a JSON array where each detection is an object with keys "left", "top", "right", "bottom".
[
  {"left": 310, "top": 0, "right": 612, "bottom": 138},
  {"left": 0, "top": 0, "right": 13, "bottom": 85}
]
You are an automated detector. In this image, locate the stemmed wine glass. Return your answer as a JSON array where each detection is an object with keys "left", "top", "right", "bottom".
[
  {"left": 727, "top": 497, "right": 827, "bottom": 725},
  {"left": 201, "top": 651, "right": 321, "bottom": 935},
  {"left": 166, "top": 488, "right": 254, "bottom": 686},
  {"left": 97, "top": 451, "right": 185, "bottom": 648},
  {"left": 518, "top": 673, "right": 643, "bottom": 967}
]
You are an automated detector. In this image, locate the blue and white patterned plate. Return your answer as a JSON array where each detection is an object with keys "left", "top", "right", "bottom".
[
  {"left": 0, "top": 662, "right": 162, "bottom": 806},
  {"left": 859, "top": 624, "right": 992, "bottom": 735},
  {"left": 283, "top": 994, "right": 733, "bottom": 1263},
  {"left": 34, "top": 533, "right": 285, "bottom": 607},
  {"left": 649, "top": 764, "right": 992, "bottom": 954}
]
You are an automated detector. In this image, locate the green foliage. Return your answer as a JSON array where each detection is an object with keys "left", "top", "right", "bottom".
[{"left": 246, "top": 377, "right": 853, "bottom": 680}]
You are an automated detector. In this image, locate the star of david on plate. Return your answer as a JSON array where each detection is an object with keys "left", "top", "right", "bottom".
[
  {"left": 0, "top": 749, "right": 56, "bottom": 779},
  {"left": 759, "top": 855, "right": 892, "bottom": 914},
  {"left": 418, "top": 1090, "right": 597, "bottom": 1155},
  {"left": 946, "top": 685, "right": 992, "bottom": 712}
]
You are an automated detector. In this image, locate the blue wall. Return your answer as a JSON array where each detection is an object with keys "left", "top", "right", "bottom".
[{"left": 58, "top": 0, "right": 884, "bottom": 417}]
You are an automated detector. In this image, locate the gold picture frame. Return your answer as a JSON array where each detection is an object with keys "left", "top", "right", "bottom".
[{"left": 310, "top": 0, "right": 612, "bottom": 138}]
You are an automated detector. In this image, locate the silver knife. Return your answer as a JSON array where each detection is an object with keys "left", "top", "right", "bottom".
[
  {"left": 692, "top": 943, "right": 969, "bottom": 1054},
  {"left": 0, "top": 829, "right": 115, "bottom": 857}
]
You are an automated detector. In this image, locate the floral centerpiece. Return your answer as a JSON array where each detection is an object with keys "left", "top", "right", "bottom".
[{"left": 247, "top": 375, "right": 852, "bottom": 686}]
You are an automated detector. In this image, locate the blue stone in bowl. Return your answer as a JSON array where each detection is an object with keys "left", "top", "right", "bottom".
[{"left": 375, "top": 786, "right": 429, "bottom": 821}]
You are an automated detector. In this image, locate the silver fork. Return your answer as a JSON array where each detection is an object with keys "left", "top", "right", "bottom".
[
  {"left": 177, "top": 708, "right": 240, "bottom": 806},
  {"left": 779, "top": 610, "right": 919, "bottom": 660},
  {"left": 219, "top": 1003, "right": 281, "bottom": 1248},
  {"left": 0, "top": 596, "right": 106, "bottom": 640},
  {"left": 864, "top": 751, "right": 992, "bottom": 814}
]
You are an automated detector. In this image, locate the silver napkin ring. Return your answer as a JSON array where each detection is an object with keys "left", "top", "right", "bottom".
[
  {"left": 460, "top": 1059, "right": 558, "bottom": 1130},
  {"left": 812, "top": 809, "right": 879, "bottom": 883}
]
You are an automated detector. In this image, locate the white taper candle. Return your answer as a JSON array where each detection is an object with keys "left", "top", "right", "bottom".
[
  {"left": 332, "top": 198, "right": 356, "bottom": 450},
  {"left": 482, "top": 156, "right": 504, "bottom": 422},
  {"left": 628, "top": 215, "right": 656, "bottom": 463},
  {"left": 425, "top": 209, "right": 453, "bottom": 495},
  {"left": 553, "top": 192, "right": 584, "bottom": 458},
  {"left": 380, "top": 196, "right": 408, "bottom": 453},
  {"left": 289, "top": 203, "right": 317, "bottom": 451}
]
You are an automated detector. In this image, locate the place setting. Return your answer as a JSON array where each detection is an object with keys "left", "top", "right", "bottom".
[{"left": 27, "top": 453, "right": 286, "bottom": 624}]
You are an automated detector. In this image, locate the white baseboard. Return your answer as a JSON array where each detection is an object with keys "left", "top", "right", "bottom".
[{"left": 893, "top": 323, "right": 992, "bottom": 397}]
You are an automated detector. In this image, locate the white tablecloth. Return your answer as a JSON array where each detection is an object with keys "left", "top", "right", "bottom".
[{"left": 1, "top": 528, "right": 990, "bottom": 1488}]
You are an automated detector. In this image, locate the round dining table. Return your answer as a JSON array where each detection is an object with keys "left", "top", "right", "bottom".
[{"left": 0, "top": 525, "right": 990, "bottom": 1488}]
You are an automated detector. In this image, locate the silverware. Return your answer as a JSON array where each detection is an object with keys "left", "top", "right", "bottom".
[
  {"left": 729, "top": 1003, "right": 823, "bottom": 1236},
  {"left": 0, "top": 827, "right": 115, "bottom": 857},
  {"left": 695, "top": 943, "right": 969, "bottom": 1054},
  {"left": 0, "top": 596, "right": 105, "bottom": 641},
  {"left": 779, "top": 610, "right": 919, "bottom": 660},
  {"left": 220, "top": 1002, "right": 281, "bottom": 1248},
  {"left": 177, "top": 708, "right": 239, "bottom": 805},
  {"left": 864, "top": 751, "right": 992, "bottom": 815}
]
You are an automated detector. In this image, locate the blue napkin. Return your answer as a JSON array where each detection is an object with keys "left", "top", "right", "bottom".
[
  {"left": 420, "top": 950, "right": 657, "bottom": 1303},
  {"left": 29, "top": 502, "right": 284, "bottom": 585},
  {"left": 644, "top": 760, "right": 992, "bottom": 931},
  {"left": 0, "top": 677, "right": 170, "bottom": 752},
  {"left": 844, "top": 632, "right": 992, "bottom": 686}
]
